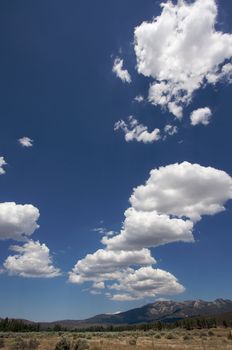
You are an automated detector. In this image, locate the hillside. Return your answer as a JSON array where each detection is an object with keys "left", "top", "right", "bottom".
[
  {"left": 2, "top": 299, "right": 232, "bottom": 330},
  {"left": 45, "top": 299, "right": 232, "bottom": 328}
]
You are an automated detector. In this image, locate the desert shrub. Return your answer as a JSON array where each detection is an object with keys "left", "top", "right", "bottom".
[
  {"left": 28, "top": 338, "right": 39, "bottom": 349},
  {"left": 54, "top": 337, "right": 71, "bottom": 350},
  {"left": 128, "top": 338, "right": 137, "bottom": 345},
  {"left": 183, "top": 335, "right": 192, "bottom": 340},
  {"left": 10, "top": 336, "right": 28, "bottom": 350},
  {"left": 154, "top": 333, "right": 161, "bottom": 339},
  {"left": 73, "top": 338, "right": 89, "bottom": 350},
  {"left": 0, "top": 338, "right": 4, "bottom": 349},
  {"left": 165, "top": 333, "right": 176, "bottom": 339},
  {"left": 208, "top": 330, "right": 214, "bottom": 336},
  {"left": 200, "top": 332, "right": 207, "bottom": 337},
  {"left": 228, "top": 331, "right": 232, "bottom": 340}
]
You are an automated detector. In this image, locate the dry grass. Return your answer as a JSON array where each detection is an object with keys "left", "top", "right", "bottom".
[{"left": 0, "top": 328, "right": 232, "bottom": 350}]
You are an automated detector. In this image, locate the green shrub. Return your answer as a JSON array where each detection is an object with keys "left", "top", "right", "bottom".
[
  {"left": 228, "top": 331, "right": 232, "bottom": 340},
  {"left": 73, "top": 338, "right": 89, "bottom": 350},
  {"left": 183, "top": 335, "right": 192, "bottom": 340},
  {"left": 165, "top": 333, "right": 176, "bottom": 339},
  {"left": 55, "top": 337, "right": 71, "bottom": 350},
  {"left": 154, "top": 333, "right": 161, "bottom": 339},
  {"left": 10, "top": 337, "right": 28, "bottom": 350},
  {"left": 128, "top": 338, "right": 137, "bottom": 345},
  {"left": 208, "top": 330, "right": 214, "bottom": 336},
  {"left": 199, "top": 332, "right": 208, "bottom": 338},
  {"left": 28, "top": 338, "right": 39, "bottom": 349},
  {"left": 0, "top": 338, "right": 4, "bottom": 349}
]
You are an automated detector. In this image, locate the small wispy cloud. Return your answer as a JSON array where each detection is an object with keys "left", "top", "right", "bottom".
[
  {"left": 134, "top": 95, "right": 144, "bottom": 103},
  {"left": 18, "top": 136, "right": 33, "bottom": 148},
  {"left": 163, "top": 124, "right": 178, "bottom": 138},
  {"left": 0, "top": 157, "right": 7, "bottom": 175},
  {"left": 112, "top": 57, "right": 131, "bottom": 83},
  {"left": 114, "top": 116, "right": 160, "bottom": 144}
]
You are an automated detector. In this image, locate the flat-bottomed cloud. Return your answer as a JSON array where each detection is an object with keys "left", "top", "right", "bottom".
[
  {"left": 0, "top": 202, "right": 40, "bottom": 241},
  {"left": 4, "top": 240, "right": 61, "bottom": 278}
]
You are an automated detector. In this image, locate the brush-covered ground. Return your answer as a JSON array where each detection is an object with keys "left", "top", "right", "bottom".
[{"left": 0, "top": 328, "right": 232, "bottom": 350}]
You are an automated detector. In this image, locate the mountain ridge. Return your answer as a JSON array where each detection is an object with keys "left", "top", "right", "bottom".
[{"left": 2, "top": 299, "right": 232, "bottom": 328}]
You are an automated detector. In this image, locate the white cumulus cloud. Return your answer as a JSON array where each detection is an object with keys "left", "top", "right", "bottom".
[
  {"left": 18, "top": 137, "right": 33, "bottom": 148},
  {"left": 190, "top": 107, "right": 212, "bottom": 126},
  {"left": 112, "top": 57, "right": 131, "bottom": 83},
  {"left": 69, "top": 248, "right": 155, "bottom": 284},
  {"left": 0, "top": 202, "right": 40, "bottom": 241},
  {"left": 134, "top": 95, "right": 144, "bottom": 103},
  {"left": 130, "top": 162, "right": 232, "bottom": 222},
  {"left": 109, "top": 266, "right": 185, "bottom": 301},
  {"left": 134, "top": 0, "right": 232, "bottom": 117},
  {"left": 164, "top": 124, "right": 178, "bottom": 136},
  {"left": 0, "top": 157, "right": 7, "bottom": 175},
  {"left": 4, "top": 240, "right": 61, "bottom": 278},
  {"left": 102, "top": 207, "right": 194, "bottom": 251},
  {"left": 69, "top": 162, "right": 232, "bottom": 301},
  {"left": 114, "top": 116, "right": 160, "bottom": 143}
]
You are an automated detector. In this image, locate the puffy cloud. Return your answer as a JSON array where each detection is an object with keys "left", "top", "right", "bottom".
[
  {"left": 190, "top": 107, "right": 212, "bottom": 126},
  {"left": 102, "top": 208, "right": 193, "bottom": 251},
  {"left": 0, "top": 157, "right": 7, "bottom": 175},
  {"left": 134, "top": 95, "right": 144, "bottom": 103},
  {"left": 69, "top": 248, "right": 155, "bottom": 284},
  {"left": 134, "top": 0, "right": 232, "bottom": 117},
  {"left": 207, "top": 62, "right": 232, "bottom": 84},
  {"left": 110, "top": 293, "right": 138, "bottom": 301},
  {"left": 93, "top": 281, "right": 105, "bottom": 289},
  {"left": 0, "top": 202, "right": 40, "bottom": 241},
  {"left": 4, "top": 240, "right": 61, "bottom": 278},
  {"left": 164, "top": 124, "right": 178, "bottom": 136},
  {"left": 112, "top": 57, "right": 131, "bottom": 83},
  {"left": 114, "top": 116, "right": 160, "bottom": 143},
  {"left": 18, "top": 137, "right": 33, "bottom": 147},
  {"left": 109, "top": 266, "right": 185, "bottom": 301},
  {"left": 69, "top": 269, "right": 130, "bottom": 285},
  {"left": 69, "top": 249, "right": 184, "bottom": 301},
  {"left": 130, "top": 162, "right": 232, "bottom": 222},
  {"left": 70, "top": 162, "right": 232, "bottom": 301},
  {"left": 104, "top": 162, "right": 232, "bottom": 251}
]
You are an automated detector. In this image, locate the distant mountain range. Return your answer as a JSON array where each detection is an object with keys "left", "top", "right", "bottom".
[
  {"left": 43, "top": 298, "right": 232, "bottom": 328},
  {"left": 2, "top": 299, "right": 232, "bottom": 329}
]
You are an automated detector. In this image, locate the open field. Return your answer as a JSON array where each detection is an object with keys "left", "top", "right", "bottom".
[{"left": 0, "top": 328, "right": 232, "bottom": 350}]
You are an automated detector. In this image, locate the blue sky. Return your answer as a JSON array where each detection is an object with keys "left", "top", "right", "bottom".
[{"left": 0, "top": 0, "right": 232, "bottom": 322}]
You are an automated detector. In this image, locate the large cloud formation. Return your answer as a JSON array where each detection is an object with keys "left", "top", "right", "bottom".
[
  {"left": 102, "top": 208, "right": 194, "bottom": 251},
  {"left": 0, "top": 202, "right": 40, "bottom": 241},
  {"left": 69, "top": 248, "right": 155, "bottom": 284},
  {"left": 70, "top": 162, "right": 232, "bottom": 301},
  {"left": 4, "top": 240, "right": 61, "bottom": 278},
  {"left": 134, "top": 0, "right": 232, "bottom": 118},
  {"left": 130, "top": 162, "right": 232, "bottom": 222}
]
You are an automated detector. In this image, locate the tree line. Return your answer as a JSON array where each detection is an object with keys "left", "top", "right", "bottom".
[{"left": 0, "top": 315, "right": 231, "bottom": 333}]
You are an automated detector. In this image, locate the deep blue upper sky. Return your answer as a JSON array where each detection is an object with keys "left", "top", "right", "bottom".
[{"left": 0, "top": 0, "right": 232, "bottom": 321}]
